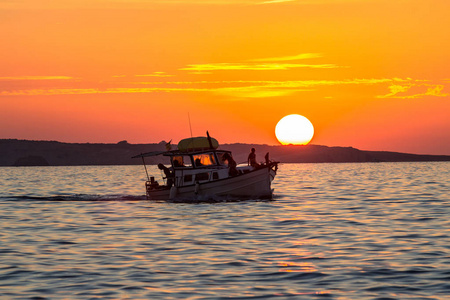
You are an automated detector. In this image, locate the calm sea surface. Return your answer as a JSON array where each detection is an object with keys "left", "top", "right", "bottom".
[{"left": 0, "top": 163, "right": 449, "bottom": 299}]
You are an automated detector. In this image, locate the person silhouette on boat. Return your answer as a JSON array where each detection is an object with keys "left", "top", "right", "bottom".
[
  {"left": 158, "top": 163, "right": 173, "bottom": 188},
  {"left": 222, "top": 153, "right": 238, "bottom": 176},
  {"left": 172, "top": 158, "right": 185, "bottom": 168},
  {"left": 248, "top": 148, "right": 260, "bottom": 168},
  {"left": 195, "top": 158, "right": 203, "bottom": 167}
]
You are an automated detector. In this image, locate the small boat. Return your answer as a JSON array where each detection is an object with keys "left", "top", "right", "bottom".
[{"left": 133, "top": 134, "right": 279, "bottom": 201}]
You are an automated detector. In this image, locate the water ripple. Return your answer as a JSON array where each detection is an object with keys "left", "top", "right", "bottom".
[{"left": 0, "top": 163, "right": 449, "bottom": 299}]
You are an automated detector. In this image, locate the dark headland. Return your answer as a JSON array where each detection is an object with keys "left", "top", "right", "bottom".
[{"left": 1, "top": 139, "right": 449, "bottom": 166}]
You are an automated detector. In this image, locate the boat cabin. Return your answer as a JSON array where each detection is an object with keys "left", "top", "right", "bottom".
[{"left": 165, "top": 150, "right": 234, "bottom": 187}]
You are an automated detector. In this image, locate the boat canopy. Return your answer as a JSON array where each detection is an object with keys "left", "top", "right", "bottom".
[
  {"left": 132, "top": 135, "right": 220, "bottom": 159},
  {"left": 178, "top": 136, "right": 219, "bottom": 152},
  {"left": 133, "top": 148, "right": 232, "bottom": 168}
]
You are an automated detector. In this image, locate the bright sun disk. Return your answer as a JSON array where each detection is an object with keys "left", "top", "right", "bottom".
[{"left": 275, "top": 114, "right": 314, "bottom": 145}]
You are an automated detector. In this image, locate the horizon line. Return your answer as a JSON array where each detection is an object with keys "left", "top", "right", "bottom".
[{"left": 1, "top": 138, "right": 449, "bottom": 157}]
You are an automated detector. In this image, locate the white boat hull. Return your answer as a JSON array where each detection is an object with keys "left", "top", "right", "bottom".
[{"left": 146, "top": 165, "right": 277, "bottom": 201}]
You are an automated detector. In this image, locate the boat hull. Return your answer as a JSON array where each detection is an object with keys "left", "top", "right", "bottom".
[{"left": 146, "top": 165, "right": 277, "bottom": 201}]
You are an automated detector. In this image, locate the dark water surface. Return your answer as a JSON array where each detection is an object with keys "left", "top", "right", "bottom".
[{"left": 0, "top": 163, "right": 449, "bottom": 299}]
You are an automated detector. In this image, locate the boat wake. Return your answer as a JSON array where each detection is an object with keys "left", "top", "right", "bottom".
[
  {"left": 2, "top": 194, "right": 274, "bottom": 203},
  {"left": 2, "top": 194, "right": 147, "bottom": 202}
]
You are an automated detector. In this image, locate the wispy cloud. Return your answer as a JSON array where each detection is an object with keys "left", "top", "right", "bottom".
[
  {"left": 0, "top": 76, "right": 72, "bottom": 81},
  {"left": 258, "top": 0, "right": 297, "bottom": 4},
  {"left": 377, "top": 83, "right": 448, "bottom": 99},
  {"left": 210, "top": 86, "right": 308, "bottom": 98},
  {"left": 0, "top": 85, "right": 308, "bottom": 98},
  {"left": 0, "top": 0, "right": 377, "bottom": 9},
  {"left": 180, "top": 62, "right": 338, "bottom": 71},
  {"left": 0, "top": 87, "right": 203, "bottom": 96},
  {"left": 180, "top": 53, "right": 336, "bottom": 72},
  {"left": 135, "top": 72, "right": 174, "bottom": 77},
  {"left": 2, "top": 77, "right": 446, "bottom": 99},
  {"left": 250, "top": 53, "right": 322, "bottom": 62}
]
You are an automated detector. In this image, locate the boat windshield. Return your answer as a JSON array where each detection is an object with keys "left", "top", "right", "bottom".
[
  {"left": 171, "top": 155, "right": 192, "bottom": 168},
  {"left": 193, "top": 153, "right": 216, "bottom": 167},
  {"left": 216, "top": 152, "right": 229, "bottom": 166}
]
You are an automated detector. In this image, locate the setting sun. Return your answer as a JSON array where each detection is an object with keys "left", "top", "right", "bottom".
[{"left": 275, "top": 114, "right": 314, "bottom": 145}]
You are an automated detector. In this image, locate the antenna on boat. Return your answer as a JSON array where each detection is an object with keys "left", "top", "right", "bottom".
[
  {"left": 141, "top": 156, "right": 150, "bottom": 182},
  {"left": 188, "top": 112, "right": 193, "bottom": 138},
  {"left": 206, "top": 131, "right": 214, "bottom": 149}
]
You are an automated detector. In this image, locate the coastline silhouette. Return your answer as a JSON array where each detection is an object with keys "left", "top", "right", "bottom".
[{"left": 1, "top": 139, "right": 449, "bottom": 166}]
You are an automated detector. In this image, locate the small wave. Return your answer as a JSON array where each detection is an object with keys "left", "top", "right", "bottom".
[
  {"left": 274, "top": 219, "right": 308, "bottom": 226},
  {"left": 365, "top": 285, "right": 422, "bottom": 292},
  {"left": 282, "top": 271, "right": 328, "bottom": 280}
]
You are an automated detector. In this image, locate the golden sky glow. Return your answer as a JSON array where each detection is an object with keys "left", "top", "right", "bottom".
[{"left": 0, "top": 0, "right": 449, "bottom": 154}]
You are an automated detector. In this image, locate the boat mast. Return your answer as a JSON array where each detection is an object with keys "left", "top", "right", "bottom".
[{"left": 188, "top": 113, "right": 193, "bottom": 138}]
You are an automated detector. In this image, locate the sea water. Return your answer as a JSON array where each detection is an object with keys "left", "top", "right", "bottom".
[{"left": 0, "top": 162, "right": 448, "bottom": 299}]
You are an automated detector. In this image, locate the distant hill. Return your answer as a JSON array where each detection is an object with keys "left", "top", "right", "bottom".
[
  {"left": 0, "top": 139, "right": 448, "bottom": 166},
  {"left": 0, "top": 139, "right": 168, "bottom": 166}
]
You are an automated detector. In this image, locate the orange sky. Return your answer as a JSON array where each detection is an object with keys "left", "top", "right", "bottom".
[{"left": 1, "top": 0, "right": 449, "bottom": 155}]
